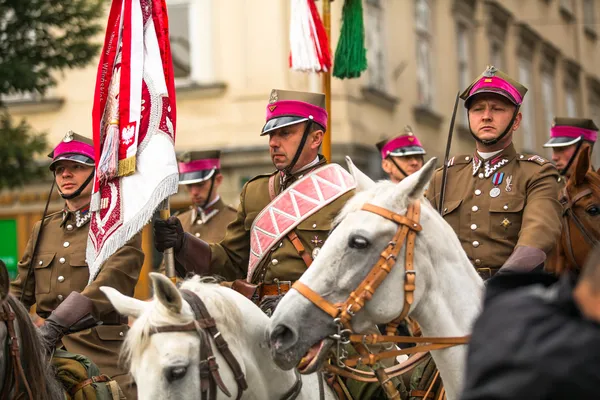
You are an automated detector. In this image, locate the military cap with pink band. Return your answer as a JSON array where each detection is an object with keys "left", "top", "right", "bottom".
[
  {"left": 376, "top": 126, "right": 426, "bottom": 158},
  {"left": 178, "top": 150, "right": 221, "bottom": 185},
  {"left": 543, "top": 117, "right": 599, "bottom": 148},
  {"left": 48, "top": 131, "right": 95, "bottom": 171},
  {"left": 460, "top": 65, "right": 528, "bottom": 107},
  {"left": 261, "top": 89, "right": 327, "bottom": 135}
]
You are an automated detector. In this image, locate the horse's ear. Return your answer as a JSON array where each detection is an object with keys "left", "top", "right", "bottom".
[
  {"left": 100, "top": 286, "right": 150, "bottom": 319},
  {"left": 572, "top": 144, "right": 591, "bottom": 186},
  {"left": 150, "top": 272, "right": 183, "bottom": 314},
  {"left": 346, "top": 156, "right": 375, "bottom": 192},
  {"left": 397, "top": 157, "right": 437, "bottom": 201}
]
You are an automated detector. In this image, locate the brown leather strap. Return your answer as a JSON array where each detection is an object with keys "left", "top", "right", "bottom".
[
  {"left": 410, "top": 390, "right": 436, "bottom": 399},
  {"left": 292, "top": 281, "right": 341, "bottom": 318},
  {"left": 361, "top": 203, "right": 422, "bottom": 232},
  {"left": 269, "top": 174, "right": 277, "bottom": 201},
  {"left": 324, "top": 352, "right": 431, "bottom": 383},
  {"left": 69, "top": 374, "right": 111, "bottom": 396},
  {"left": 349, "top": 333, "right": 471, "bottom": 345},
  {"left": 1, "top": 302, "right": 33, "bottom": 400},
  {"left": 181, "top": 290, "right": 248, "bottom": 400},
  {"left": 287, "top": 230, "right": 313, "bottom": 268}
]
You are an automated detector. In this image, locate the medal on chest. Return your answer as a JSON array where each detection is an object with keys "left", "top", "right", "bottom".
[{"left": 490, "top": 172, "right": 504, "bottom": 198}]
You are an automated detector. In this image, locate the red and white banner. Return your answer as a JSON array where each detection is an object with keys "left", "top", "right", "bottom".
[
  {"left": 87, "top": 0, "right": 178, "bottom": 283},
  {"left": 248, "top": 164, "right": 355, "bottom": 282}
]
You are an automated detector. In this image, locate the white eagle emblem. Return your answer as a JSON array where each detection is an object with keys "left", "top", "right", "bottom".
[{"left": 121, "top": 125, "right": 135, "bottom": 145}]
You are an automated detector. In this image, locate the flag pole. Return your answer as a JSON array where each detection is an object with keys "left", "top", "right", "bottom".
[
  {"left": 322, "top": 0, "right": 332, "bottom": 163},
  {"left": 159, "top": 202, "right": 177, "bottom": 284}
]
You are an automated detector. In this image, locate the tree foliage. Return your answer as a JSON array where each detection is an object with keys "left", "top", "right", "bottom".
[
  {"left": 0, "top": 0, "right": 105, "bottom": 189},
  {"left": 0, "top": 113, "right": 47, "bottom": 189}
]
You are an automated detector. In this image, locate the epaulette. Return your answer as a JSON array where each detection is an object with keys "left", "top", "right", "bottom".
[
  {"left": 245, "top": 171, "right": 277, "bottom": 185},
  {"left": 445, "top": 155, "right": 473, "bottom": 167},
  {"left": 518, "top": 154, "right": 550, "bottom": 166}
]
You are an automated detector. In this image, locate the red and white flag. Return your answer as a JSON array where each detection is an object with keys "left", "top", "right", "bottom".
[
  {"left": 289, "top": 0, "right": 331, "bottom": 73},
  {"left": 86, "top": 0, "right": 178, "bottom": 283}
]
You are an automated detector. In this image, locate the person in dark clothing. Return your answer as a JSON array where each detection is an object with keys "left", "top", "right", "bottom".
[{"left": 461, "top": 246, "right": 600, "bottom": 400}]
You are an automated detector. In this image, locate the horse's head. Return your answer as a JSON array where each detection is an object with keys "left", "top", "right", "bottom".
[
  {"left": 561, "top": 145, "right": 600, "bottom": 270},
  {"left": 269, "top": 157, "right": 483, "bottom": 374},
  {"left": 101, "top": 273, "right": 258, "bottom": 399}
]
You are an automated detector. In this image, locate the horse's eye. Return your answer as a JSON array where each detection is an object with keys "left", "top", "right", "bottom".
[
  {"left": 349, "top": 235, "right": 370, "bottom": 249},
  {"left": 165, "top": 365, "right": 188, "bottom": 382},
  {"left": 586, "top": 205, "right": 600, "bottom": 216}
]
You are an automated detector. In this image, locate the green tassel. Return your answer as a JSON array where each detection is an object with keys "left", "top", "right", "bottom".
[{"left": 333, "top": 0, "right": 367, "bottom": 79}]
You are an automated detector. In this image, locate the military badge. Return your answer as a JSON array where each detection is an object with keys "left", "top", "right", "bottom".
[
  {"left": 483, "top": 65, "right": 498, "bottom": 77},
  {"left": 490, "top": 187, "right": 501, "bottom": 198},
  {"left": 311, "top": 235, "right": 323, "bottom": 247},
  {"left": 505, "top": 175, "right": 513, "bottom": 192},
  {"left": 63, "top": 130, "right": 74, "bottom": 143},
  {"left": 501, "top": 218, "right": 512, "bottom": 229},
  {"left": 269, "top": 89, "right": 279, "bottom": 104}
]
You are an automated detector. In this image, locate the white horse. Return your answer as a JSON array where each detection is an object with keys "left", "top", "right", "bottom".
[
  {"left": 269, "top": 157, "right": 484, "bottom": 400},
  {"left": 101, "top": 273, "right": 335, "bottom": 399}
]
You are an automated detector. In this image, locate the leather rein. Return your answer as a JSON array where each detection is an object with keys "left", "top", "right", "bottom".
[
  {"left": 0, "top": 301, "right": 33, "bottom": 400},
  {"left": 560, "top": 187, "right": 599, "bottom": 270},
  {"left": 292, "top": 201, "right": 469, "bottom": 386}
]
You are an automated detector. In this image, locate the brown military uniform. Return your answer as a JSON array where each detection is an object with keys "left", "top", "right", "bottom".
[
  {"left": 177, "top": 198, "right": 237, "bottom": 243},
  {"left": 11, "top": 208, "right": 144, "bottom": 399},
  {"left": 426, "top": 144, "right": 562, "bottom": 277},
  {"left": 209, "top": 157, "right": 353, "bottom": 284}
]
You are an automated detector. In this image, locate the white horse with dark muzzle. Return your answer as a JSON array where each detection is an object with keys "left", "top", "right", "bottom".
[
  {"left": 101, "top": 273, "right": 335, "bottom": 399},
  {"left": 269, "top": 157, "right": 484, "bottom": 400}
]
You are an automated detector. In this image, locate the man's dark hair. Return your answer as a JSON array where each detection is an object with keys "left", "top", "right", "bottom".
[{"left": 580, "top": 245, "right": 600, "bottom": 292}]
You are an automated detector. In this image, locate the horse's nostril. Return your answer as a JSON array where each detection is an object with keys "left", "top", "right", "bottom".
[{"left": 270, "top": 324, "right": 297, "bottom": 352}]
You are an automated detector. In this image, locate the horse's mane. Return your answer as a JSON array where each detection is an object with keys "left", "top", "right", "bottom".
[
  {"left": 5, "top": 294, "right": 63, "bottom": 400},
  {"left": 122, "top": 276, "right": 243, "bottom": 372}
]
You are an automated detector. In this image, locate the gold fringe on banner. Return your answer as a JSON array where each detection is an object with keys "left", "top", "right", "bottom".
[{"left": 118, "top": 156, "right": 137, "bottom": 177}]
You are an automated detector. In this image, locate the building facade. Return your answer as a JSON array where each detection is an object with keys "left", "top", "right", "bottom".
[{"left": 2, "top": 0, "right": 599, "bottom": 294}]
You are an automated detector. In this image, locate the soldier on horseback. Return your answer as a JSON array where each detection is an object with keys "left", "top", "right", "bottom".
[
  {"left": 543, "top": 117, "right": 598, "bottom": 180},
  {"left": 10, "top": 132, "right": 144, "bottom": 399},
  {"left": 153, "top": 89, "right": 354, "bottom": 314},
  {"left": 544, "top": 118, "right": 600, "bottom": 275},
  {"left": 176, "top": 150, "right": 237, "bottom": 242},
  {"left": 426, "top": 65, "right": 562, "bottom": 279},
  {"left": 376, "top": 126, "right": 426, "bottom": 183}
]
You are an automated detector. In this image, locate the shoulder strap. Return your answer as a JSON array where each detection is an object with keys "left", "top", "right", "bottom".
[{"left": 268, "top": 174, "right": 277, "bottom": 201}]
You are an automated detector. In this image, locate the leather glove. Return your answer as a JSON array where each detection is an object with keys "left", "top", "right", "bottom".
[
  {"left": 154, "top": 216, "right": 185, "bottom": 253},
  {"left": 39, "top": 291, "right": 97, "bottom": 349}
]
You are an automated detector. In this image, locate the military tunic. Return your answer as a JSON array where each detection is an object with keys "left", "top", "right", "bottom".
[
  {"left": 10, "top": 208, "right": 144, "bottom": 399},
  {"left": 426, "top": 144, "right": 562, "bottom": 273},
  {"left": 177, "top": 198, "right": 237, "bottom": 243},
  {"left": 209, "top": 157, "right": 354, "bottom": 283}
]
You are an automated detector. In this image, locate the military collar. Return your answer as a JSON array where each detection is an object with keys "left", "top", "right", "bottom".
[
  {"left": 472, "top": 144, "right": 517, "bottom": 178},
  {"left": 61, "top": 204, "right": 91, "bottom": 228},
  {"left": 191, "top": 197, "right": 223, "bottom": 225},
  {"left": 279, "top": 155, "right": 327, "bottom": 190}
]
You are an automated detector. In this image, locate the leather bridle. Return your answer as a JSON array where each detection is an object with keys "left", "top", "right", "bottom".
[
  {"left": 560, "top": 187, "right": 599, "bottom": 270},
  {"left": 149, "top": 289, "right": 305, "bottom": 400},
  {"left": 149, "top": 289, "right": 248, "bottom": 400},
  {"left": 292, "top": 200, "right": 469, "bottom": 398},
  {"left": 0, "top": 301, "right": 33, "bottom": 400}
]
